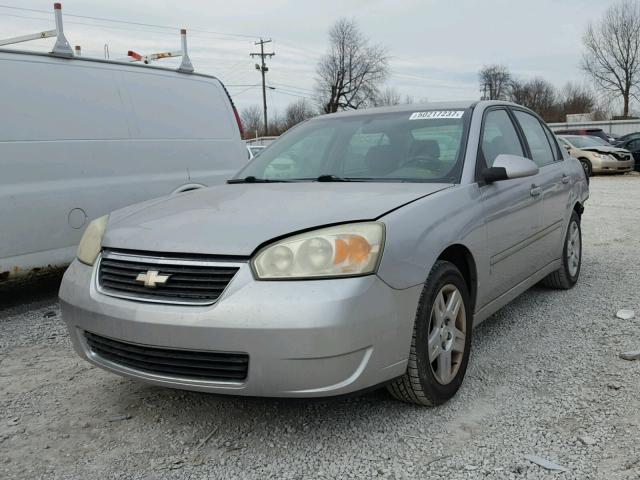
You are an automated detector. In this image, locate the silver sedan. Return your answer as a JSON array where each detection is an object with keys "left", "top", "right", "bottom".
[{"left": 59, "top": 101, "right": 589, "bottom": 406}]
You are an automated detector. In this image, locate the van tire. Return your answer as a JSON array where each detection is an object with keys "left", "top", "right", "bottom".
[{"left": 387, "top": 261, "right": 472, "bottom": 406}]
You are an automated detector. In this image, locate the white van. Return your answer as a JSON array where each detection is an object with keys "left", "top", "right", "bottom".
[{"left": 0, "top": 49, "right": 246, "bottom": 282}]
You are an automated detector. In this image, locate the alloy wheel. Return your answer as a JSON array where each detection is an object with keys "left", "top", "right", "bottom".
[
  {"left": 567, "top": 220, "right": 581, "bottom": 277},
  {"left": 428, "top": 284, "right": 466, "bottom": 385}
]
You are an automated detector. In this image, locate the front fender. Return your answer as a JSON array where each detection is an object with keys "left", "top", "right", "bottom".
[{"left": 376, "top": 185, "right": 487, "bottom": 291}]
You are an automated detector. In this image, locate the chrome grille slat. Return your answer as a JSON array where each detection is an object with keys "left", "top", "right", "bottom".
[{"left": 97, "top": 251, "right": 241, "bottom": 305}]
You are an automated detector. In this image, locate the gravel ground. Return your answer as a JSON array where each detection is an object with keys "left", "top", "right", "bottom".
[{"left": 1, "top": 176, "right": 639, "bottom": 480}]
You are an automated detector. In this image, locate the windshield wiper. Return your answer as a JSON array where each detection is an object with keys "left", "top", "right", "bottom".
[
  {"left": 227, "top": 176, "right": 289, "bottom": 184},
  {"left": 316, "top": 174, "right": 348, "bottom": 182}
]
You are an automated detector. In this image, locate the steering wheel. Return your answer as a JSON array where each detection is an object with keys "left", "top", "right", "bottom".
[{"left": 403, "top": 154, "right": 442, "bottom": 170}]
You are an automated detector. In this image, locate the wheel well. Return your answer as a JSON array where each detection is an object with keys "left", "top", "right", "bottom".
[
  {"left": 573, "top": 201, "right": 584, "bottom": 216},
  {"left": 437, "top": 244, "right": 477, "bottom": 311}
]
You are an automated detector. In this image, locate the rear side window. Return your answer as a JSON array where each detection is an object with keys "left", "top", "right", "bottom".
[
  {"left": 513, "top": 111, "right": 555, "bottom": 167},
  {"left": 480, "top": 109, "right": 524, "bottom": 167}
]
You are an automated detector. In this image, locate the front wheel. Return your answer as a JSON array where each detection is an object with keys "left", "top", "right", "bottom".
[
  {"left": 579, "top": 158, "right": 592, "bottom": 178},
  {"left": 387, "top": 261, "right": 472, "bottom": 406},
  {"left": 541, "top": 211, "right": 582, "bottom": 289}
]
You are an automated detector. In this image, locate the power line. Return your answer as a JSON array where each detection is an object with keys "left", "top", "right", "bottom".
[
  {"left": 270, "top": 81, "right": 315, "bottom": 94},
  {"left": 0, "top": 4, "right": 261, "bottom": 39},
  {"left": 250, "top": 38, "right": 275, "bottom": 135}
]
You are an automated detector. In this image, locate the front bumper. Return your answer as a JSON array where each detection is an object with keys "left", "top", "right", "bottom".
[
  {"left": 591, "top": 156, "right": 634, "bottom": 173},
  {"left": 59, "top": 259, "right": 421, "bottom": 397}
]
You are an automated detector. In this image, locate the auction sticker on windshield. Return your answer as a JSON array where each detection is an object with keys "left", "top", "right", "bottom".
[{"left": 409, "top": 111, "right": 464, "bottom": 120}]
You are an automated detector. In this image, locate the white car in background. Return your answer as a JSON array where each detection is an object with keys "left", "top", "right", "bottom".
[{"left": 247, "top": 145, "right": 266, "bottom": 160}]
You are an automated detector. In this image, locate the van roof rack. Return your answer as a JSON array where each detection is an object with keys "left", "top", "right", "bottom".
[
  {"left": 122, "top": 29, "right": 193, "bottom": 73},
  {"left": 0, "top": 3, "right": 194, "bottom": 72}
]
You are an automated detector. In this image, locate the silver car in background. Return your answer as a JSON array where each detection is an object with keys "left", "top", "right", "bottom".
[{"left": 60, "top": 101, "right": 589, "bottom": 406}]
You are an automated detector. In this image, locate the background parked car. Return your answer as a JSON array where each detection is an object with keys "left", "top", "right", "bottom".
[
  {"left": 0, "top": 49, "right": 246, "bottom": 283},
  {"left": 554, "top": 127, "right": 615, "bottom": 144},
  {"left": 614, "top": 136, "right": 640, "bottom": 171},
  {"left": 557, "top": 135, "right": 634, "bottom": 176}
]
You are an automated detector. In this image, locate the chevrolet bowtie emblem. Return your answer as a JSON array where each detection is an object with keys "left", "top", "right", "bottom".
[{"left": 135, "top": 270, "right": 171, "bottom": 288}]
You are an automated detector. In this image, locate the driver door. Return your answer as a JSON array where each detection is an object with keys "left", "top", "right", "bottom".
[{"left": 478, "top": 108, "right": 544, "bottom": 305}]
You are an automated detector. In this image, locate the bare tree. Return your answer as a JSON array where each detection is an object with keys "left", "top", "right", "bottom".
[
  {"left": 508, "top": 77, "right": 558, "bottom": 121},
  {"left": 315, "top": 18, "right": 389, "bottom": 113},
  {"left": 559, "top": 82, "right": 596, "bottom": 117},
  {"left": 283, "top": 98, "right": 316, "bottom": 130},
  {"left": 372, "top": 86, "right": 402, "bottom": 106},
  {"left": 240, "top": 105, "right": 263, "bottom": 139},
  {"left": 479, "top": 65, "right": 511, "bottom": 100},
  {"left": 582, "top": 0, "right": 640, "bottom": 117}
]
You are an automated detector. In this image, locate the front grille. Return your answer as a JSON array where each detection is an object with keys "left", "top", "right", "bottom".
[
  {"left": 612, "top": 152, "right": 631, "bottom": 161},
  {"left": 84, "top": 331, "right": 249, "bottom": 381},
  {"left": 98, "top": 251, "right": 240, "bottom": 305}
]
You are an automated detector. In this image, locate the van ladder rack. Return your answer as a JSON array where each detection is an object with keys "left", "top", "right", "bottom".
[
  {"left": 123, "top": 29, "right": 194, "bottom": 73},
  {"left": 0, "top": 3, "right": 73, "bottom": 56},
  {"left": 0, "top": 3, "right": 195, "bottom": 72}
]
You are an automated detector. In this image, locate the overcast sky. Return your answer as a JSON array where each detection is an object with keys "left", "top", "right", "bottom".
[{"left": 0, "top": 0, "right": 620, "bottom": 113}]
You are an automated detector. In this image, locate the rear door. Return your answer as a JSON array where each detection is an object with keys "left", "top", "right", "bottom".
[
  {"left": 478, "top": 108, "right": 544, "bottom": 302},
  {"left": 511, "top": 109, "right": 571, "bottom": 268}
]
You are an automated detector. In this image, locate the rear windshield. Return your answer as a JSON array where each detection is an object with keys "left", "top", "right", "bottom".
[{"left": 235, "top": 109, "right": 471, "bottom": 183}]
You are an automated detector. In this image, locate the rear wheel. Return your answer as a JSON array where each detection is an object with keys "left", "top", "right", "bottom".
[
  {"left": 387, "top": 261, "right": 472, "bottom": 406},
  {"left": 542, "top": 211, "right": 581, "bottom": 289}
]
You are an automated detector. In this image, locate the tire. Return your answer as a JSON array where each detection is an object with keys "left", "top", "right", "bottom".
[
  {"left": 387, "top": 261, "right": 473, "bottom": 406},
  {"left": 541, "top": 211, "right": 582, "bottom": 289},
  {"left": 579, "top": 158, "right": 592, "bottom": 178}
]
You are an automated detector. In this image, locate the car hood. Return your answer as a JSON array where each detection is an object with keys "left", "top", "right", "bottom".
[
  {"left": 103, "top": 182, "right": 452, "bottom": 256},
  {"left": 580, "top": 146, "right": 629, "bottom": 154}
]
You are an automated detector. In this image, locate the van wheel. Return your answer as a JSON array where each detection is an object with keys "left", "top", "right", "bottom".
[
  {"left": 541, "top": 212, "right": 581, "bottom": 290},
  {"left": 387, "top": 261, "right": 472, "bottom": 406},
  {"left": 579, "top": 158, "right": 592, "bottom": 177}
]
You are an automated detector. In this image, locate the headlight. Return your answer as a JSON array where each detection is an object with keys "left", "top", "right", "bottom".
[
  {"left": 595, "top": 153, "right": 608, "bottom": 159},
  {"left": 252, "top": 222, "right": 384, "bottom": 279},
  {"left": 76, "top": 215, "right": 108, "bottom": 266}
]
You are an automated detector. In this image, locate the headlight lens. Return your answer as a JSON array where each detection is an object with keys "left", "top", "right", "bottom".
[
  {"left": 76, "top": 215, "right": 108, "bottom": 266},
  {"left": 252, "top": 222, "right": 384, "bottom": 279}
]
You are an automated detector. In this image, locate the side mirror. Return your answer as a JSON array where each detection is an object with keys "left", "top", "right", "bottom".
[
  {"left": 482, "top": 154, "right": 539, "bottom": 183},
  {"left": 563, "top": 144, "right": 571, "bottom": 151}
]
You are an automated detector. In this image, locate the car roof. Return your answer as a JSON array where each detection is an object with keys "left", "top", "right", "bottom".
[{"left": 317, "top": 100, "right": 530, "bottom": 119}]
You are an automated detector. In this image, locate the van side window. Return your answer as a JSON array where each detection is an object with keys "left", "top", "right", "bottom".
[
  {"left": 480, "top": 109, "right": 524, "bottom": 167},
  {"left": 513, "top": 111, "right": 555, "bottom": 167}
]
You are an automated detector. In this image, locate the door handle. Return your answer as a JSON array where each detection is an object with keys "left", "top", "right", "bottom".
[
  {"left": 561, "top": 174, "right": 570, "bottom": 184},
  {"left": 530, "top": 185, "right": 542, "bottom": 197}
]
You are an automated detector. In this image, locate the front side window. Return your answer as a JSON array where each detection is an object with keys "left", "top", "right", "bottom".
[
  {"left": 513, "top": 111, "right": 555, "bottom": 167},
  {"left": 480, "top": 109, "right": 524, "bottom": 167},
  {"left": 237, "top": 109, "right": 470, "bottom": 183}
]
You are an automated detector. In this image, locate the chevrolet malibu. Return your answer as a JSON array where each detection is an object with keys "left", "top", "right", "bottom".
[{"left": 60, "top": 101, "right": 589, "bottom": 406}]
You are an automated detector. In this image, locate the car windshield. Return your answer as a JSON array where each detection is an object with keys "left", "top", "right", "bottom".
[
  {"left": 586, "top": 136, "right": 610, "bottom": 146},
  {"left": 567, "top": 136, "right": 604, "bottom": 148},
  {"left": 234, "top": 109, "right": 470, "bottom": 183}
]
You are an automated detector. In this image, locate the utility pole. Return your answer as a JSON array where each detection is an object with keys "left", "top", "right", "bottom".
[{"left": 250, "top": 38, "right": 275, "bottom": 136}]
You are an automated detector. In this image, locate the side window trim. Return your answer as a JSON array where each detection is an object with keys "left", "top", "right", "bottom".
[
  {"left": 475, "top": 106, "right": 528, "bottom": 183},
  {"left": 509, "top": 107, "right": 556, "bottom": 168}
]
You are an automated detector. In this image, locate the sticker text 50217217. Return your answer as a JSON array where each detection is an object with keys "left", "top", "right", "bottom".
[{"left": 409, "top": 110, "right": 464, "bottom": 120}]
